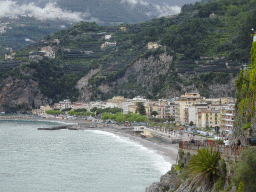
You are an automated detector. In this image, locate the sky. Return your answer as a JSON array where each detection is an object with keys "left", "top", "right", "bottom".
[{"left": 0, "top": 0, "right": 200, "bottom": 22}]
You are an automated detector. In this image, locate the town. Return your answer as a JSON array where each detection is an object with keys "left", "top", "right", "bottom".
[{"left": 30, "top": 92, "right": 235, "bottom": 135}]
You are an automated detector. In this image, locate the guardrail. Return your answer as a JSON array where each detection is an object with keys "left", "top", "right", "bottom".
[{"left": 179, "top": 141, "right": 247, "bottom": 160}]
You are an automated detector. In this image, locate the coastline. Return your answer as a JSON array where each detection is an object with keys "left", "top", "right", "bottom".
[{"left": 0, "top": 116, "right": 179, "bottom": 166}]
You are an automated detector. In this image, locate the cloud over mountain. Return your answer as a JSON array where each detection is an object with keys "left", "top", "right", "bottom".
[
  {"left": 0, "top": 0, "right": 199, "bottom": 23},
  {"left": 0, "top": 0, "right": 84, "bottom": 21}
]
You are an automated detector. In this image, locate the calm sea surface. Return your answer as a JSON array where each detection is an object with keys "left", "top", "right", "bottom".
[{"left": 0, "top": 120, "right": 171, "bottom": 192}]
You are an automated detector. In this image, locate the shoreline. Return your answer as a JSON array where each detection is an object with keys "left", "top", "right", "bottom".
[{"left": 0, "top": 117, "right": 179, "bottom": 166}]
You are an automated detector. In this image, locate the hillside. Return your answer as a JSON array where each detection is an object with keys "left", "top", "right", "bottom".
[
  {"left": 0, "top": 0, "right": 255, "bottom": 111},
  {"left": 0, "top": 16, "right": 72, "bottom": 55}
]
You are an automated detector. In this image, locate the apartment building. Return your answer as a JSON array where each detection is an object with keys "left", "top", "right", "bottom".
[
  {"left": 175, "top": 93, "right": 205, "bottom": 124},
  {"left": 220, "top": 104, "right": 235, "bottom": 130},
  {"left": 53, "top": 99, "right": 72, "bottom": 110}
]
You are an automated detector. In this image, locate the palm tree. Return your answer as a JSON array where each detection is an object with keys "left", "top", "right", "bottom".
[{"left": 188, "top": 148, "right": 221, "bottom": 188}]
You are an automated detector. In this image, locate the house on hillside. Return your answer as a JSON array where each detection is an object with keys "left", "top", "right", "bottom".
[
  {"left": 147, "top": 42, "right": 161, "bottom": 49},
  {"left": 101, "top": 41, "right": 117, "bottom": 49},
  {"left": 5, "top": 49, "right": 16, "bottom": 60},
  {"left": 53, "top": 39, "right": 60, "bottom": 45},
  {"left": 40, "top": 46, "right": 55, "bottom": 59},
  {"left": 0, "top": 26, "right": 6, "bottom": 34},
  {"left": 105, "top": 34, "right": 112, "bottom": 40},
  {"left": 209, "top": 13, "right": 216, "bottom": 18},
  {"left": 120, "top": 27, "right": 126, "bottom": 31}
]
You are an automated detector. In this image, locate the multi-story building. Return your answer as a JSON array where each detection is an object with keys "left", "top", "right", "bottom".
[
  {"left": 53, "top": 99, "right": 72, "bottom": 110},
  {"left": 106, "top": 96, "right": 127, "bottom": 108},
  {"left": 220, "top": 104, "right": 235, "bottom": 131},
  {"left": 175, "top": 93, "right": 205, "bottom": 124},
  {"left": 201, "top": 110, "right": 222, "bottom": 128},
  {"left": 72, "top": 101, "right": 90, "bottom": 110}
]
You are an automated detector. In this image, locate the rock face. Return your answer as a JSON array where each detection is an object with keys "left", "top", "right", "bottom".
[
  {"left": 76, "top": 52, "right": 237, "bottom": 101},
  {"left": 145, "top": 165, "right": 181, "bottom": 192},
  {"left": 117, "top": 53, "right": 175, "bottom": 97},
  {"left": 76, "top": 68, "right": 101, "bottom": 101},
  {"left": 0, "top": 76, "right": 51, "bottom": 109}
]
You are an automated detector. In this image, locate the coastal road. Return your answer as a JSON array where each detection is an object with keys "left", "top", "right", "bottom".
[{"left": 145, "top": 127, "right": 205, "bottom": 142}]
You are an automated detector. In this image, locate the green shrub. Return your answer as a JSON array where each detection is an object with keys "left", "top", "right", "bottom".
[{"left": 233, "top": 147, "right": 256, "bottom": 191}]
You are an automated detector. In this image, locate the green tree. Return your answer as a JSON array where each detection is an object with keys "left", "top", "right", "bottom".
[
  {"left": 235, "top": 36, "right": 256, "bottom": 127},
  {"left": 136, "top": 102, "right": 146, "bottom": 116},
  {"left": 233, "top": 147, "right": 256, "bottom": 191},
  {"left": 169, "top": 116, "right": 175, "bottom": 121},
  {"left": 189, "top": 121, "right": 194, "bottom": 126},
  {"left": 151, "top": 111, "right": 158, "bottom": 117},
  {"left": 90, "top": 107, "right": 98, "bottom": 112}
]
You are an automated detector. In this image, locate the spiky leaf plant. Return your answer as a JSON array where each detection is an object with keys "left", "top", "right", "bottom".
[{"left": 187, "top": 148, "right": 221, "bottom": 187}]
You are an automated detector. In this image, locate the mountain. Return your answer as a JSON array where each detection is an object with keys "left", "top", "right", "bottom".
[{"left": 0, "top": 0, "right": 255, "bottom": 112}]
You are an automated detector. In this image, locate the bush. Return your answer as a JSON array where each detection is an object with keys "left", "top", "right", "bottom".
[
  {"left": 233, "top": 147, "right": 256, "bottom": 191},
  {"left": 188, "top": 148, "right": 221, "bottom": 185}
]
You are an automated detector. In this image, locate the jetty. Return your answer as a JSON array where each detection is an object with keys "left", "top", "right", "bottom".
[{"left": 37, "top": 125, "right": 69, "bottom": 130}]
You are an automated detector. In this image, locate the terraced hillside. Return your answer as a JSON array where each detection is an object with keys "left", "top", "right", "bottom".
[{"left": 0, "top": 0, "right": 255, "bottom": 110}]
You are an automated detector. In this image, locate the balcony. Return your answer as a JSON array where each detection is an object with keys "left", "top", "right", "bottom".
[
  {"left": 224, "top": 118, "right": 234, "bottom": 122},
  {"left": 224, "top": 124, "right": 233, "bottom": 127}
]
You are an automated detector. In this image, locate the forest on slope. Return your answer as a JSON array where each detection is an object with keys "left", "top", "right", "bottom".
[{"left": 0, "top": 0, "right": 255, "bottom": 109}]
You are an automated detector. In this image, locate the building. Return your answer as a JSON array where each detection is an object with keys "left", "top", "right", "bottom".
[
  {"left": 106, "top": 96, "right": 127, "bottom": 108},
  {"left": 220, "top": 104, "right": 235, "bottom": 131},
  {"left": 101, "top": 41, "right": 117, "bottom": 49},
  {"left": 72, "top": 101, "right": 90, "bottom": 110},
  {"left": 40, "top": 46, "right": 55, "bottom": 59},
  {"left": 201, "top": 110, "right": 222, "bottom": 128},
  {"left": 209, "top": 13, "right": 216, "bottom": 18},
  {"left": 175, "top": 93, "right": 205, "bottom": 124},
  {"left": 53, "top": 99, "right": 72, "bottom": 110},
  {"left": 105, "top": 34, "right": 112, "bottom": 40},
  {"left": 147, "top": 42, "right": 161, "bottom": 49},
  {"left": 53, "top": 39, "right": 60, "bottom": 45},
  {"left": 120, "top": 27, "right": 126, "bottom": 31}
]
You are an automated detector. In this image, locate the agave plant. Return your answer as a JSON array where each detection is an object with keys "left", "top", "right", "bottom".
[{"left": 187, "top": 148, "right": 221, "bottom": 186}]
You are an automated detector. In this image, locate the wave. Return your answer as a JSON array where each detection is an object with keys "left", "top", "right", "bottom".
[{"left": 89, "top": 130, "right": 172, "bottom": 174}]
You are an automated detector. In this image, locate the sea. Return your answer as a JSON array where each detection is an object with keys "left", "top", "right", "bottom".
[{"left": 0, "top": 120, "right": 172, "bottom": 192}]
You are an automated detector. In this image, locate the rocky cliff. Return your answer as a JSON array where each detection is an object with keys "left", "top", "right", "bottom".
[
  {"left": 76, "top": 52, "right": 238, "bottom": 101},
  {"left": 0, "top": 67, "right": 51, "bottom": 110}
]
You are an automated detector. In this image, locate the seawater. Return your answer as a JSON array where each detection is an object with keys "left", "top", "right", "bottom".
[{"left": 0, "top": 120, "right": 172, "bottom": 192}]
